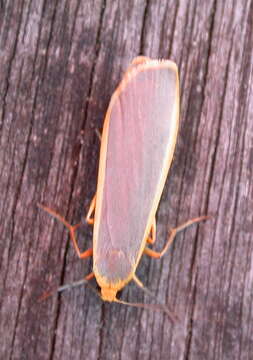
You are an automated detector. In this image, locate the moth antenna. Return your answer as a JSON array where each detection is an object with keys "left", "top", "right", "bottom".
[
  {"left": 114, "top": 298, "right": 177, "bottom": 323},
  {"left": 130, "top": 274, "right": 178, "bottom": 322}
]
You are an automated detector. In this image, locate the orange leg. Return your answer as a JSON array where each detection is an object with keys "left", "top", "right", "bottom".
[
  {"left": 39, "top": 272, "right": 95, "bottom": 301},
  {"left": 57, "top": 272, "right": 95, "bottom": 293},
  {"left": 38, "top": 194, "right": 96, "bottom": 259},
  {"left": 85, "top": 194, "right": 96, "bottom": 225},
  {"left": 146, "top": 218, "right": 156, "bottom": 244},
  {"left": 95, "top": 128, "right": 102, "bottom": 142},
  {"left": 84, "top": 272, "right": 95, "bottom": 281},
  {"left": 144, "top": 215, "right": 210, "bottom": 259}
]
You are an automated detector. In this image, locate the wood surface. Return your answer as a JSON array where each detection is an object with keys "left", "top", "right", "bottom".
[{"left": 0, "top": 1, "right": 252, "bottom": 359}]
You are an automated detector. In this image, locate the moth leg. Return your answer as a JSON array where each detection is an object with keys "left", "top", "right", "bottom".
[
  {"left": 146, "top": 218, "right": 156, "bottom": 244},
  {"left": 95, "top": 128, "right": 102, "bottom": 142},
  {"left": 57, "top": 272, "right": 96, "bottom": 293},
  {"left": 58, "top": 272, "right": 95, "bottom": 293},
  {"left": 132, "top": 274, "right": 146, "bottom": 288},
  {"left": 56, "top": 272, "right": 95, "bottom": 294},
  {"left": 38, "top": 204, "right": 93, "bottom": 259},
  {"left": 144, "top": 215, "right": 210, "bottom": 259},
  {"left": 85, "top": 194, "right": 96, "bottom": 225},
  {"left": 84, "top": 272, "right": 95, "bottom": 281},
  {"left": 39, "top": 271, "right": 95, "bottom": 301}
]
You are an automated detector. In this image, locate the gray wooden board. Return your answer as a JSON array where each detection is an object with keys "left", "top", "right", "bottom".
[{"left": 0, "top": 1, "right": 252, "bottom": 359}]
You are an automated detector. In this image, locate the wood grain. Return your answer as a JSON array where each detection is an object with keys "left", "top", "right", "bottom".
[{"left": 0, "top": 1, "right": 252, "bottom": 359}]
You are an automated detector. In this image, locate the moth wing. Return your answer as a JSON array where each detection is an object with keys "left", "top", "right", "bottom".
[{"left": 94, "top": 60, "right": 179, "bottom": 284}]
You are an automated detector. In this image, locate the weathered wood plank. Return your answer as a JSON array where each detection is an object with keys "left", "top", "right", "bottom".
[{"left": 0, "top": 0, "right": 252, "bottom": 359}]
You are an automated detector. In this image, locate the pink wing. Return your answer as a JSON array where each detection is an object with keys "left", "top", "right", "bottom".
[{"left": 94, "top": 60, "right": 179, "bottom": 284}]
